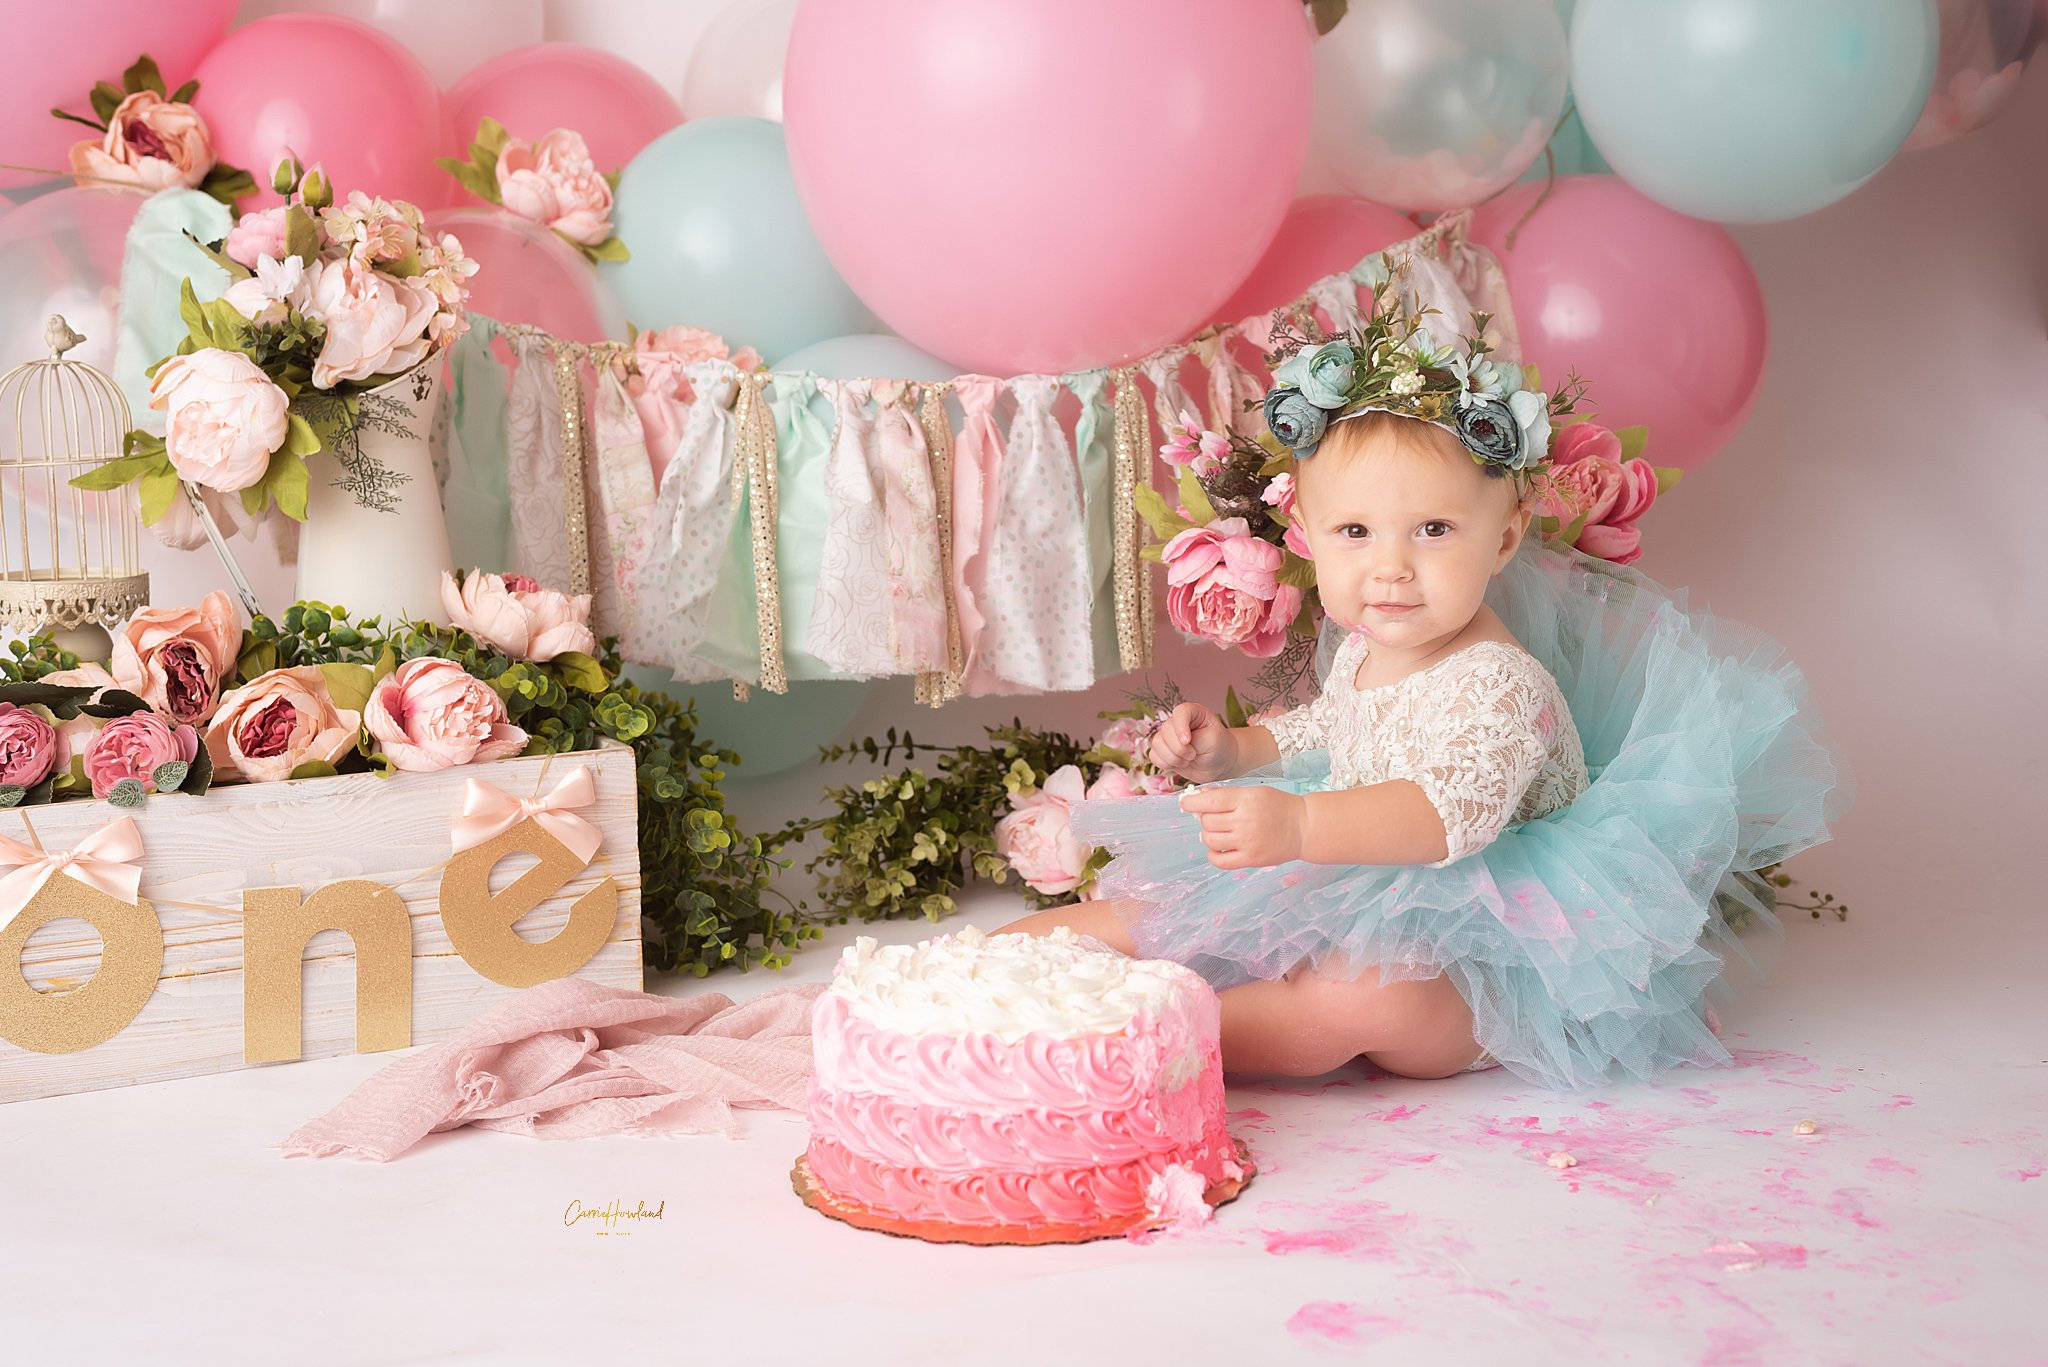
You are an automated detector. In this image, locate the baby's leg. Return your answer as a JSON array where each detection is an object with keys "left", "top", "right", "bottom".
[
  {"left": 1216, "top": 957, "right": 1485, "bottom": 1080},
  {"left": 993, "top": 900, "right": 1141, "bottom": 956}
]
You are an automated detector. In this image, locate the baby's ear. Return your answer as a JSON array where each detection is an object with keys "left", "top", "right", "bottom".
[{"left": 1497, "top": 498, "right": 1533, "bottom": 569}]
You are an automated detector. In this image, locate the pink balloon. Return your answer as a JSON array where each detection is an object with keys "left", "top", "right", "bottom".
[
  {"left": 785, "top": 0, "right": 1313, "bottom": 376},
  {"left": 424, "top": 207, "right": 626, "bottom": 343},
  {"left": 1212, "top": 194, "right": 1416, "bottom": 325},
  {"left": 0, "top": 0, "right": 237, "bottom": 190},
  {"left": 446, "top": 44, "right": 683, "bottom": 180},
  {"left": 1471, "top": 176, "right": 1766, "bottom": 473},
  {"left": 193, "top": 14, "right": 450, "bottom": 209}
]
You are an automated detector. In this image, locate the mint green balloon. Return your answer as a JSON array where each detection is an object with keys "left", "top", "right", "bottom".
[
  {"left": 1571, "top": 0, "right": 1936, "bottom": 222},
  {"left": 605, "top": 116, "right": 878, "bottom": 361},
  {"left": 623, "top": 664, "right": 871, "bottom": 779}
]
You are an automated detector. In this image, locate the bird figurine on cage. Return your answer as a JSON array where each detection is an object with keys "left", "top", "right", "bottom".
[{"left": 0, "top": 315, "right": 149, "bottom": 661}]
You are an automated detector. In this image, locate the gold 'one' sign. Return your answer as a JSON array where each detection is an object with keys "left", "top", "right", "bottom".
[{"left": 0, "top": 818, "right": 617, "bottom": 1064}]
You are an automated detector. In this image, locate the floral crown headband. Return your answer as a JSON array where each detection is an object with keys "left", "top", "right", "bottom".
[{"left": 1259, "top": 295, "right": 1585, "bottom": 478}]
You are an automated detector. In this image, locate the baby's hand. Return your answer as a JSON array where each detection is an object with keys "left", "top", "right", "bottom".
[
  {"left": 1147, "top": 702, "right": 1239, "bottom": 784},
  {"left": 1179, "top": 785, "right": 1305, "bottom": 869}
]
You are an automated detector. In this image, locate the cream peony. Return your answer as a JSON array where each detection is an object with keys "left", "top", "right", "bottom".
[
  {"left": 68, "top": 90, "right": 214, "bottom": 192},
  {"left": 304, "top": 257, "right": 438, "bottom": 388},
  {"left": 149, "top": 349, "right": 291, "bottom": 493},
  {"left": 993, "top": 765, "right": 1092, "bottom": 896},
  {"left": 363, "top": 657, "right": 528, "bottom": 772},
  {"left": 495, "top": 128, "right": 616, "bottom": 247},
  {"left": 440, "top": 570, "right": 597, "bottom": 663},
  {"left": 205, "top": 667, "right": 361, "bottom": 784}
]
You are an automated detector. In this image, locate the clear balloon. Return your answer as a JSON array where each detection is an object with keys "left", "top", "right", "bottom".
[
  {"left": 606, "top": 117, "right": 877, "bottom": 364},
  {"left": 1571, "top": 0, "right": 1938, "bottom": 223},
  {"left": 0, "top": 0, "right": 237, "bottom": 191},
  {"left": 1471, "top": 176, "right": 1767, "bottom": 473},
  {"left": 446, "top": 44, "right": 683, "bottom": 181},
  {"left": 1212, "top": 195, "right": 1415, "bottom": 326},
  {"left": 193, "top": 14, "right": 451, "bottom": 209},
  {"left": 682, "top": 0, "right": 799, "bottom": 123},
  {"left": 0, "top": 187, "right": 144, "bottom": 378},
  {"left": 230, "top": 0, "right": 544, "bottom": 90},
  {"left": 1306, "top": 0, "right": 1568, "bottom": 213},
  {"left": 424, "top": 208, "right": 626, "bottom": 344},
  {"left": 785, "top": 0, "right": 1312, "bottom": 376},
  {"left": 1906, "top": 0, "right": 2044, "bottom": 148}
]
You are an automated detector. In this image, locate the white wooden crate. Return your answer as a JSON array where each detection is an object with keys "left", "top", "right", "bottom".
[{"left": 0, "top": 740, "right": 642, "bottom": 1104}]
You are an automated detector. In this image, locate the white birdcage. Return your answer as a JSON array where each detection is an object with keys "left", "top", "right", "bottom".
[{"left": 0, "top": 315, "right": 149, "bottom": 660}]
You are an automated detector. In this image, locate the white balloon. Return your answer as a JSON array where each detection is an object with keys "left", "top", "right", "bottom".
[
  {"left": 232, "top": 0, "right": 545, "bottom": 88},
  {"left": 681, "top": 0, "right": 800, "bottom": 122},
  {"left": 1305, "top": 0, "right": 1568, "bottom": 212},
  {"left": 541, "top": 0, "right": 717, "bottom": 96}
]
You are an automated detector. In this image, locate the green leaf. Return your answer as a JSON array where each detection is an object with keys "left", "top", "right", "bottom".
[
  {"left": 236, "top": 637, "right": 278, "bottom": 681},
  {"left": 281, "top": 414, "right": 323, "bottom": 459},
  {"left": 284, "top": 204, "right": 322, "bottom": 266},
  {"left": 288, "top": 760, "right": 339, "bottom": 781},
  {"left": 1222, "top": 685, "right": 1248, "bottom": 729},
  {"left": 1132, "top": 482, "right": 1191, "bottom": 541},
  {"left": 123, "top": 55, "right": 166, "bottom": 97},
  {"left": 1653, "top": 465, "right": 1684, "bottom": 496},
  {"left": 1615, "top": 425, "right": 1650, "bottom": 461},
  {"left": 438, "top": 158, "right": 501, "bottom": 205},
  {"left": 138, "top": 466, "right": 182, "bottom": 525},
  {"left": 108, "top": 778, "right": 147, "bottom": 808},
  {"left": 318, "top": 662, "right": 376, "bottom": 718},
  {"left": 178, "top": 278, "right": 211, "bottom": 345},
  {"left": 81, "top": 689, "right": 150, "bottom": 718},
  {"left": 169, "top": 79, "right": 199, "bottom": 104},
  {"left": 473, "top": 116, "right": 511, "bottom": 161},
  {"left": 1175, "top": 467, "right": 1217, "bottom": 525},
  {"left": 1276, "top": 554, "right": 1318, "bottom": 590},
  {"left": 150, "top": 760, "right": 189, "bottom": 792},
  {"left": 0, "top": 787, "right": 21, "bottom": 809},
  {"left": 179, "top": 228, "right": 252, "bottom": 282},
  {"left": 198, "top": 164, "right": 258, "bottom": 208},
  {"left": 89, "top": 82, "right": 123, "bottom": 124},
  {"left": 1560, "top": 510, "right": 1590, "bottom": 546},
  {"left": 581, "top": 234, "right": 631, "bottom": 264},
  {"left": 552, "top": 651, "right": 609, "bottom": 694},
  {"left": 68, "top": 450, "right": 160, "bottom": 492},
  {"left": 184, "top": 738, "right": 213, "bottom": 796},
  {"left": 49, "top": 107, "right": 108, "bottom": 132},
  {"left": 270, "top": 455, "right": 310, "bottom": 522},
  {"left": 240, "top": 482, "right": 270, "bottom": 519}
]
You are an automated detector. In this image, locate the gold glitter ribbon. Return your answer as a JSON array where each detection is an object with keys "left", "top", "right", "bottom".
[
  {"left": 732, "top": 370, "right": 786, "bottom": 696},
  {"left": 1110, "top": 365, "right": 1153, "bottom": 672},
  {"left": 916, "top": 380, "right": 963, "bottom": 707},
  {"left": 549, "top": 345, "right": 593, "bottom": 596}
]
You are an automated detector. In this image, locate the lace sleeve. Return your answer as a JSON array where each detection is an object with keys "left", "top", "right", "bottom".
[
  {"left": 1259, "top": 689, "right": 1332, "bottom": 757},
  {"left": 1387, "top": 646, "right": 1555, "bottom": 867}
]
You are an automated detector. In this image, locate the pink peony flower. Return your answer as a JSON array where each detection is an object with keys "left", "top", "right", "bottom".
[
  {"left": 1161, "top": 517, "right": 1303, "bottom": 659},
  {"left": 304, "top": 256, "right": 439, "bottom": 388},
  {"left": 0, "top": 703, "right": 60, "bottom": 788},
  {"left": 1137, "top": 769, "right": 1182, "bottom": 796},
  {"left": 441, "top": 570, "right": 598, "bottom": 663},
  {"left": 1261, "top": 471, "right": 1312, "bottom": 559},
  {"left": 82, "top": 713, "right": 199, "bottom": 798},
  {"left": 148, "top": 349, "right": 292, "bottom": 493},
  {"left": 993, "top": 764, "right": 1091, "bottom": 896},
  {"left": 1540, "top": 423, "right": 1658, "bottom": 566},
  {"left": 363, "top": 657, "right": 528, "bottom": 772},
  {"left": 222, "top": 207, "right": 289, "bottom": 271},
  {"left": 68, "top": 90, "right": 215, "bottom": 193},
  {"left": 1098, "top": 713, "right": 1162, "bottom": 763},
  {"left": 110, "top": 590, "right": 243, "bottom": 726},
  {"left": 205, "top": 667, "right": 361, "bottom": 784},
  {"left": 1159, "top": 409, "right": 1231, "bottom": 474},
  {"left": 495, "top": 128, "right": 617, "bottom": 247},
  {"left": 1085, "top": 763, "right": 1145, "bottom": 802}
]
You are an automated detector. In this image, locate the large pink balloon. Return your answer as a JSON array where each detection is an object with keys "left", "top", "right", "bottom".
[
  {"left": 424, "top": 207, "right": 626, "bottom": 343},
  {"left": 446, "top": 44, "right": 683, "bottom": 178},
  {"left": 1212, "top": 195, "right": 1415, "bottom": 325},
  {"left": 193, "top": 14, "right": 450, "bottom": 209},
  {"left": 0, "top": 0, "right": 237, "bottom": 190},
  {"left": 784, "top": 0, "right": 1313, "bottom": 376},
  {"left": 1471, "top": 176, "right": 1766, "bottom": 473}
]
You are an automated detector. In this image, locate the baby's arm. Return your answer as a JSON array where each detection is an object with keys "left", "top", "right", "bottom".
[{"left": 1297, "top": 781, "right": 1452, "bottom": 865}]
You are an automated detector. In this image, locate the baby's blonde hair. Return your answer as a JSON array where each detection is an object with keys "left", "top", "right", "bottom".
[{"left": 1302, "top": 410, "right": 1526, "bottom": 513}]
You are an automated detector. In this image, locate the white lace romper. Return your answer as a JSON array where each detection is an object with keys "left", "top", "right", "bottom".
[{"left": 1260, "top": 632, "right": 1591, "bottom": 1071}]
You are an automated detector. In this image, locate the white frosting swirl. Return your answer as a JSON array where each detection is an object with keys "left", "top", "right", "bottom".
[{"left": 829, "top": 925, "right": 1199, "bottom": 1043}]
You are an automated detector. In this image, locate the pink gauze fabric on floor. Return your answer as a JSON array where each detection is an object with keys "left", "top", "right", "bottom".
[{"left": 280, "top": 978, "right": 828, "bottom": 1162}]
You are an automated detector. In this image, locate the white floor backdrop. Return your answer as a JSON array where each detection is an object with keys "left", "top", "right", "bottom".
[{"left": 14, "top": 5, "right": 2044, "bottom": 1364}]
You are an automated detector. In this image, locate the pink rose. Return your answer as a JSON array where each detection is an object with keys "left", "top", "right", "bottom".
[
  {"left": 1098, "top": 713, "right": 1162, "bottom": 762},
  {"left": 1162, "top": 517, "right": 1302, "bottom": 659},
  {"left": 495, "top": 128, "right": 617, "bottom": 247},
  {"left": 363, "top": 657, "right": 529, "bottom": 772},
  {"left": 1261, "top": 471, "right": 1312, "bottom": 559},
  {"left": 111, "top": 590, "right": 244, "bottom": 726},
  {"left": 1137, "top": 769, "right": 1182, "bottom": 796},
  {"left": 304, "top": 257, "right": 438, "bottom": 388},
  {"left": 83, "top": 713, "right": 199, "bottom": 798},
  {"left": 223, "top": 207, "right": 289, "bottom": 271},
  {"left": 1085, "top": 763, "right": 1145, "bottom": 802},
  {"left": 0, "top": 703, "right": 60, "bottom": 788},
  {"left": 67, "top": 90, "right": 214, "bottom": 193},
  {"left": 1540, "top": 424, "right": 1658, "bottom": 567},
  {"left": 206, "top": 667, "right": 361, "bottom": 784},
  {"left": 994, "top": 765, "right": 1092, "bottom": 896},
  {"left": 149, "top": 349, "right": 292, "bottom": 493},
  {"left": 1159, "top": 409, "right": 1230, "bottom": 473},
  {"left": 441, "top": 570, "right": 598, "bottom": 663}
]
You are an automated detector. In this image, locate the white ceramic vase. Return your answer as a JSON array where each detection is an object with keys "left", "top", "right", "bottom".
[{"left": 293, "top": 362, "right": 453, "bottom": 625}]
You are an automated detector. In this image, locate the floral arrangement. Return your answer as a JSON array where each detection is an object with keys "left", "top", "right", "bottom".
[
  {"left": 51, "top": 54, "right": 254, "bottom": 205},
  {"left": 437, "top": 118, "right": 630, "bottom": 265},
  {"left": 71, "top": 157, "right": 476, "bottom": 527},
  {"left": 0, "top": 575, "right": 801, "bottom": 977}
]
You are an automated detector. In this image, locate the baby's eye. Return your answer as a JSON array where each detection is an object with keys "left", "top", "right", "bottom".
[
  {"left": 1419, "top": 521, "right": 1453, "bottom": 539},
  {"left": 1338, "top": 524, "right": 1369, "bottom": 540}
]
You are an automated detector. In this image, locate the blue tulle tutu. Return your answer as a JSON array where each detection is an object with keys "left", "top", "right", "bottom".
[{"left": 1068, "top": 542, "right": 1847, "bottom": 1091}]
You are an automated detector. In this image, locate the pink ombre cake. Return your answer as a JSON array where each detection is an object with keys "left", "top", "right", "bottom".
[{"left": 793, "top": 925, "right": 1255, "bottom": 1244}]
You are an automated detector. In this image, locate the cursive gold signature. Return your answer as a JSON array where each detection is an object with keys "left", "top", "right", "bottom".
[{"left": 563, "top": 1198, "right": 666, "bottom": 1234}]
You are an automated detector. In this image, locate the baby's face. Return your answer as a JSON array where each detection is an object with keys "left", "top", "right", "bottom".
[{"left": 1294, "top": 431, "right": 1527, "bottom": 654}]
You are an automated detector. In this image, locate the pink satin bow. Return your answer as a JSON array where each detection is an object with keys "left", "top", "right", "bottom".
[
  {"left": 0, "top": 815, "right": 145, "bottom": 930},
  {"left": 451, "top": 768, "right": 603, "bottom": 865}
]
